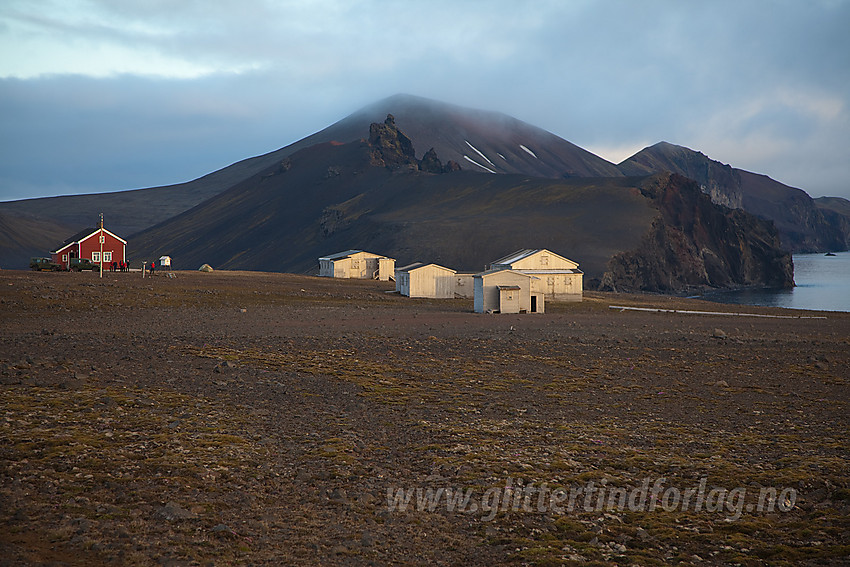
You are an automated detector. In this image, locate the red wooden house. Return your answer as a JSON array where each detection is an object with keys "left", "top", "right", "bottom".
[{"left": 52, "top": 226, "right": 127, "bottom": 270}]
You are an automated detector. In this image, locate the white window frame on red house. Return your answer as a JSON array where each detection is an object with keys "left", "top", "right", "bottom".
[
  {"left": 62, "top": 254, "right": 68, "bottom": 262},
  {"left": 92, "top": 252, "right": 101, "bottom": 262},
  {"left": 104, "top": 251, "right": 112, "bottom": 263}
]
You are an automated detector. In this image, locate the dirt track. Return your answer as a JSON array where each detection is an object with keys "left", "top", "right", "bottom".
[{"left": 1, "top": 270, "right": 848, "bottom": 566}]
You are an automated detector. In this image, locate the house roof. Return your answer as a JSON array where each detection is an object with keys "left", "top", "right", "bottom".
[
  {"left": 491, "top": 248, "right": 577, "bottom": 267},
  {"left": 64, "top": 227, "right": 97, "bottom": 245},
  {"left": 319, "top": 249, "right": 364, "bottom": 261},
  {"left": 396, "top": 262, "right": 425, "bottom": 272},
  {"left": 52, "top": 226, "right": 127, "bottom": 254},
  {"left": 318, "top": 249, "right": 393, "bottom": 261},
  {"left": 473, "top": 267, "right": 537, "bottom": 279},
  {"left": 497, "top": 285, "right": 522, "bottom": 291},
  {"left": 77, "top": 227, "right": 126, "bottom": 245},
  {"left": 515, "top": 269, "right": 584, "bottom": 275},
  {"left": 53, "top": 227, "right": 95, "bottom": 254},
  {"left": 396, "top": 262, "right": 456, "bottom": 274}
]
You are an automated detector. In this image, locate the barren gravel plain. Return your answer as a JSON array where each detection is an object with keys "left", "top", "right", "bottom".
[{"left": 1, "top": 270, "right": 848, "bottom": 566}]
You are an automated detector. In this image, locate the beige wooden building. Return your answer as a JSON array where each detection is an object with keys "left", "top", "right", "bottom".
[
  {"left": 453, "top": 273, "right": 476, "bottom": 299},
  {"left": 318, "top": 250, "right": 395, "bottom": 281},
  {"left": 489, "top": 249, "right": 583, "bottom": 301},
  {"left": 395, "top": 262, "right": 457, "bottom": 298},
  {"left": 473, "top": 269, "right": 544, "bottom": 314}
]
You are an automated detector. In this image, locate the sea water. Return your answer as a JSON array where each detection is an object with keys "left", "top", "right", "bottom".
[{"left": 700, "top": 251, "right": 850, "bottom": 312}]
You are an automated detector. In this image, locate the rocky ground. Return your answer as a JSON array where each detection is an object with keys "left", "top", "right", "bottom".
[{"left": 1, "top": 270, "right": 848, "bottom": 566}]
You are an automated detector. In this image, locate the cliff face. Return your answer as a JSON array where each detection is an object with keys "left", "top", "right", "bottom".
[
  {"left": 815, "top": 197, "right": 850, "bottom": 249},
  {"left": 618, "top": 142, "right": 849, "bottom": 253},
  {"left": 618, "top": 141, "right": 744, "bottom": 209},
  {"left": 601, "top": 173, "right": 794, "bottom": 292}
]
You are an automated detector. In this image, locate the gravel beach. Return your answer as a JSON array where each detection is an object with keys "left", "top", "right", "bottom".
[{"left": 2, "top": 270, "right": 848, "bottom": 566}]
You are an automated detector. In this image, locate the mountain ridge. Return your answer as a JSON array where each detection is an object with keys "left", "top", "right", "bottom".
[
  {"left": 1, "top": 94, "right": 847, "bottom": 273},
  {"left": 127, "top": 117, "right": 793, "bottom": 292},
  {"left": 618, "top": 141, "right": 850, "bottom": 252}
]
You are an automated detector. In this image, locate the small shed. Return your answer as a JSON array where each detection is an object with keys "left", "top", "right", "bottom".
[
  {"left": 395, "top": 262, "right": 457, "bottom": 298},
  {"left": 318, "top": 250, "right": 395, "bottom": 281},
  {"left": 473, "top": 269, "right": 544, "bottom": 314},
  {"left": 489, "top": 249, "right": 583, "bottom": 301},
  {"left": 52, "top": 226, "right": 127, "bottom": 271}
]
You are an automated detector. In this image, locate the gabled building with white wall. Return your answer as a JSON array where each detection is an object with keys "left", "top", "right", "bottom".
[
  {"left": 473, "top": 269, "right": 544, "bottom": 314},
  {"left": 318, "top": 250, "right": 395, "bottom": 281},
  {"left": 489, "top": 249, "right": 582, "bottom": 301},
  {"left": 395, "top": 262, "right": 457, "bottom": 298}
]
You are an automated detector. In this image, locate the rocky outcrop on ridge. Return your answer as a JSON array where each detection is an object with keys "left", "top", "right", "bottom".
[{"left": 369, "top": 114, "right": 459, "bottom": 174}]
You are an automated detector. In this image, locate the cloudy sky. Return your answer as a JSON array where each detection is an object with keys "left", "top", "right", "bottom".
[{"left": 1, "top": 0, "right": 848, "bottom": 202}]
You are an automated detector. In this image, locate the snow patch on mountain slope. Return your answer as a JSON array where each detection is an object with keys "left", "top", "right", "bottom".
[
  {"left": 465, "top": 141, "right": 496, "bottom": 168},
  {"left": 519, "top": 144, "right": 538, "bottom": 158},
  {"left": 463, "top": 156, "right": 496, "bottom": 173}
]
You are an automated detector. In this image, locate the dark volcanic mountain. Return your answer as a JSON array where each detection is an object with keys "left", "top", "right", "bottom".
[
  {"left": 333, "top": 94, "right": 624, "bottom": 178},
  {"left": 1, "top": 94, "right": 842, "bottom": 277},
  {"left": 130, "top": 117, "right": 791, "bottom": 291},
  {"left": 0, "top": 210, "right": 78, "bottom": 270},
  {"left": 619, "top": 142, "right": 850, "bottom": 252},
  {"left": 0, "top": 94, "right": 624, "bottom": 268}
]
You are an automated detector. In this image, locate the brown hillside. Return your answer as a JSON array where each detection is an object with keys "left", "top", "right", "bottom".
[{"left": 130, "top": 121, "right": 792, "bottom": 291}]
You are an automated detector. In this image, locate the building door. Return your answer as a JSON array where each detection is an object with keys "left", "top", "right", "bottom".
[{"left": 531, "top": 295, "right": 537, "bottom": 313}]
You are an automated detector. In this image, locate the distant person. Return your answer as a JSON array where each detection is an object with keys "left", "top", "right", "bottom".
[{"left": 150, "top": 261, "right": 156, "bottom": 276}]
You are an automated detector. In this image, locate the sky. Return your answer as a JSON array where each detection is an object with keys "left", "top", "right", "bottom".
[{"left": 1, "top": 0, "right": 849, "bottom": 203}]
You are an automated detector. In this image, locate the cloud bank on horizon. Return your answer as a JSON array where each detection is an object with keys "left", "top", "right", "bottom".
[{"left": 1, "top": 0, "right": 848, "bottom": 201}]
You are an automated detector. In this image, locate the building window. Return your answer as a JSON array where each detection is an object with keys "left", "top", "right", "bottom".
[
  {"left": 92, "top": 252, "right": 101, "bottom": 262},
  {"left": 103, "top": 252, "right": 112, "bottom": 262},
  {"left": 62, "top": 254, "right": 67, "bottom": 262},
  {"left": 541, "top": 255, "right": 549, "bottom": 266}
]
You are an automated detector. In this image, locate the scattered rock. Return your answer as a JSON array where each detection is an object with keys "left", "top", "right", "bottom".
[
  {"left": 211, "top": 524, "right": 235, "bottom": 537},
  {"left": 712, "top": 328, "right": 727, "bottom": 339},
  {"left": 155, "top": 502, "right": 197, "bottom": 522},
  {"left": 295, "top": 469, "right": 312, "bottom": 482},
  {"left": 329, "top": 488, "right": 348, "bottom": 505}
]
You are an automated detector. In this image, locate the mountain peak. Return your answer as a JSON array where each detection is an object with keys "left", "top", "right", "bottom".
[{"left": 343, "top": 95, "right": 623, "bottom": 178}]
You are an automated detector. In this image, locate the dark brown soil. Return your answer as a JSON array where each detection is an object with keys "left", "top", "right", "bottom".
[{"left": 1, "top": 270, "right": 848, "bottom": 566}]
